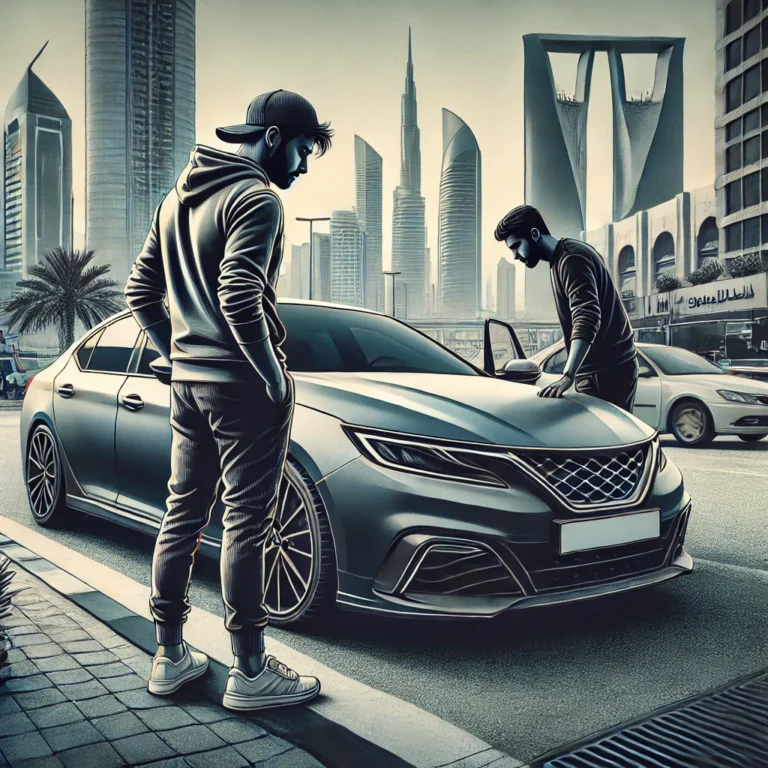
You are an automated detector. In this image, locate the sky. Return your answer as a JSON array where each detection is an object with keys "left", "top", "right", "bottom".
[{"left": 0, "top": 0, "right": 716, "bottom": 302}]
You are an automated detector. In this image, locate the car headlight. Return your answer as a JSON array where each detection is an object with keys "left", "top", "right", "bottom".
[
  {"left": 717, "top": 390, "right": 763, "bottom": 404},
  {"left": 343, "top": 427, "right": 507, "bottom": 487},
  {"left": 658, "top": 446, "right": 668, "bottom": 472}
]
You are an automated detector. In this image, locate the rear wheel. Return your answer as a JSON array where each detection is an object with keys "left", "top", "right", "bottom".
[
  {"left": 26, "top": 424, "right": 70, "bottom": 527},
  {"left": 669, "top": 400, "right": 715, "bottom": 447},
  {"left": 738, "top": 433, "right": 768, "bottom": 442},
  {"left": 263, "top": 460, "right": 336, "bottom": 628}
]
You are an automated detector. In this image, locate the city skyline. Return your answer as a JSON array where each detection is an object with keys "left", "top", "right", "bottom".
[
  {"left": 84, "top": 0, "right": 196, "bottom": 285},
  {"left": 1, "top": 0, "right": 716, "bottom": 309}
]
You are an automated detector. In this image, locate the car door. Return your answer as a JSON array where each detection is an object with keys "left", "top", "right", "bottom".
[
  {"left": 115, "top": 334, "right": 173, "bottom": 519},
  {"left": 53, "top": 315, "right": 140, "bottom": 502},
  {"left": 632, "top": 352, "right": 663, "bottom": 428}
]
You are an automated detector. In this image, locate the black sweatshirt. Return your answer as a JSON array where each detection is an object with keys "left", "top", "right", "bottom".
[
  {"left": 125, "top": 146, "right": 286, "bottom": 383},
  {"left": 550, "top": 238, "right": 636, "bottom": 376}
]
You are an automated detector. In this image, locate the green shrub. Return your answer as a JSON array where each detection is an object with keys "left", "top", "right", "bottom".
[
  {"left": 655, "top": 274, "right": 682, "bottom": 292},
  {"left": 686, "top": 260, "right": 724, "bottom": 286},
  {"left": 727, "top": 252, "right": 768, "bottom": 278},
  {"left": 0, "top": 556, "right": 20, "bottom": 673}
]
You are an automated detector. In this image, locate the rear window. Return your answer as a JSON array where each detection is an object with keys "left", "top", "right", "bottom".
[{"left": 86, "top": 317, "right": 140, "bottom": 373}]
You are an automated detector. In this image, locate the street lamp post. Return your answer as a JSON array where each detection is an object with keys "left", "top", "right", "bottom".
[
  {"left": 296, "top": 217, "right": 330, "bottom": 300},
  {"left": 383, "top": 270, "right": 402, "bottom": 317}
]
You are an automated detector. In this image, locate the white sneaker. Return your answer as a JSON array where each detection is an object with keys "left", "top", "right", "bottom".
[
  {"left": 222, "top": 655, "right": 320, "bottom": 711},
  {"left": 148, "top": 645, "right": 209, "bottom": 696}
]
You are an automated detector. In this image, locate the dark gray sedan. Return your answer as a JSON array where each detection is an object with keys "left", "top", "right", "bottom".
[{"left": 20, "top": 302, "right": 692, "bottom": 628}]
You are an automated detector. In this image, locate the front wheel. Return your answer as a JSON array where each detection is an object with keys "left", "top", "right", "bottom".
[
  {"left": 669, "top": 401, "right": 715, "bottom": 447},
  {"left": 26, "top": 424, "right": 70, "bottom": 527},
  {"left": 263, "top": 460, "right": 337, "bottom": 628},
  {"left": 738, "top": 433, "right": 768, "bottom": 442}
]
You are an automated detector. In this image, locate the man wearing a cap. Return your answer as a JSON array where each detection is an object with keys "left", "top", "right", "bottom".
[{"left": 125, "top": 90, "right": 332, "bottom": 710}]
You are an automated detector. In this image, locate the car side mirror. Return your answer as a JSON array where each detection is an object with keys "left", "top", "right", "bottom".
[
  {"left": 500, "top": 359, "right": 541, "bottom": 385},
  {"left": 149, "top": 358, "right": 172, "bottom": 386}
]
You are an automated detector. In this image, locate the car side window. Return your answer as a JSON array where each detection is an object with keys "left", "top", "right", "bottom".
[
  {"left": 544, "top": 348, "right": 567, "bottom": 374},
  {"left": 86, "top": 317, "right": 141, "bottom": 374},
  {"left": 137, "top": 336, "right": 162, "bottom": 375},
  {"left": 76, "top": 330, "right": 103, "bottom": 370},
  {"left": 637, "top": 354, "right": 656, "bottom": 378}
]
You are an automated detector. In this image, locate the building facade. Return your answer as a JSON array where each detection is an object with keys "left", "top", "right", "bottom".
[
  {"left": 715, "top": 0, "right": 768, "bottom": 263},
  {"left": 312, "top": 231, "right": 332, "bottom": 303},
  {"left": 3, "top": 46, "right": 72, "bottom": 278},
  {"left": 354, "top": 136, "right": 383, "bottom": 312},
  {"left": 330, "top": 210, "right": 363, "bottom": 307},
  {"left": 437, "top": 109, "right": 482, "bottom": 319},
  {"left": 496, "top": 256, "right": 516, "bottom": 321},
  {"left": 523, "top": 33, "right": 685, "bottom": 320},
  {"left": 392, "top": 28, "right": 426, "bottom": 319},
  {"left": 85, "top": 0, "right": 196, "bottom": 285}
]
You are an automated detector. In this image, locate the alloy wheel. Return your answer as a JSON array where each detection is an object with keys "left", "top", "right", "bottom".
[
  {"left": 264, "top": 476, "right": 315, "bottom": 617},
  {"left": 675, "top": 407, "right": 704, "bottom": 443},
  {"left": 27, "top": 429, "right": 58, "bottom": 520}
]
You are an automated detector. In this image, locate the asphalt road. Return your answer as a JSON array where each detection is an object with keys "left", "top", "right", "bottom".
[{"left": 1, "top": 406, "right": 767, "bottom": 764}]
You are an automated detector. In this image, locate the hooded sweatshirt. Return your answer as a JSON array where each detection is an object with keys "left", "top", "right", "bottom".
[{"left": 125, "top": 145, "right": 286, "bottom": 382}]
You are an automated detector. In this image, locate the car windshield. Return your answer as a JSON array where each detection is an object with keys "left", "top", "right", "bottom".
[
  {"left": 279, "top": 304, "right": 478, "bottom": 375},
  {"left": 642, "top": 346, "right": 726, "bottom": 376}
]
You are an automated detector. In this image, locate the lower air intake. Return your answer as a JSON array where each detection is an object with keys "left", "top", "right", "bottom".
[{"left": 403, "top": 545, "right": 521, "bottom": 598}]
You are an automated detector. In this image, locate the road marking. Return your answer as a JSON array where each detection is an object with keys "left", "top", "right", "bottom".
[
  {"left": 0, "top": 514, "right": 523, "bottom": 768},
  {"left": 672, "top": 465, "right": 768, "bottom": 478}
]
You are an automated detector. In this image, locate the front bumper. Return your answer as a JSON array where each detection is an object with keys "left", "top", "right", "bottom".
[
  {"left": 706, "top": 400, "right": 768, "bottom": 434},
  {"left": 322, "top": 444, "right": 692, "bottom": 619}
]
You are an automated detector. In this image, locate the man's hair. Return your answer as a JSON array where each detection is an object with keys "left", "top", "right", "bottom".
[
  {"left": 246, "top": 122, "right": 334, "bottom": 158},
  {"left": 494, "top": 205, "right": 550, "bottom": 242}
]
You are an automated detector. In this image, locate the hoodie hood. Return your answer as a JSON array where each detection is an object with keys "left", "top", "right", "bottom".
[{"left": 175, "top": 145, "right": 270, "bottom": 207}]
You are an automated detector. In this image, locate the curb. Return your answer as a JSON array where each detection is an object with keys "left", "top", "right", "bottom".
[{"left": 0, "top": 517, "right": 522, "bottom": 768}]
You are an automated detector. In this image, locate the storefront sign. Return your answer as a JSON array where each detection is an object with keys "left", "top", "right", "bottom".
[{"left": 674, "top": 275, "right": 767, "bottom": 317}]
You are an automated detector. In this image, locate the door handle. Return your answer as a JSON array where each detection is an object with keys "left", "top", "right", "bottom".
[
  {"left": 121, "top": 394, "right": 144, "bottom": 411},
  {"left": 56, "top": 383, "right": 74, "bottom": 399}
]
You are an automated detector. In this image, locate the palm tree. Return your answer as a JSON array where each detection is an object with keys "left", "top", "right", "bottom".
[{"left": 1, "top": 248, "right": 124, "bottom": 353}]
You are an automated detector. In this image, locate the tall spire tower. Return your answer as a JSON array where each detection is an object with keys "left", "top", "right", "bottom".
[{"left": 391, "top": 27, "right": 426, "bottom": 318}]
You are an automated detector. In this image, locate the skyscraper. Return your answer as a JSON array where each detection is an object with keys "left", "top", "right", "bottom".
[
  {"left": 354, "top": 136, "right": 383, "bottom": 311},
  {"left": 3, "top": 44, "right": 72, "bottom": 280},
  {"left": 85, "top": 0, "right": 196, "bottom": 284},
  {"left": 312, "top": 232, "right": 331, "bottom": 302},
  {"left": 391, "top": 28, "right": 426, "bottom": 319},
  {"left": 496, "top": 256, "right": 516, "bottom": 321},
  {"left": 437, "top": 109, "right": 482, "bottom": 319},
  {"left": 330, "top": 210, "right": 363, "bottom": 307}
]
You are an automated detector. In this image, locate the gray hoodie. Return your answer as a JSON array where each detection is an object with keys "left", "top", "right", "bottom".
[{"left": 125, "top": 145, "right": 286, "bottom": 382}]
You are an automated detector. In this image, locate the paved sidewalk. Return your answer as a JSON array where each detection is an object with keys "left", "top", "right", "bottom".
[{"left": 0, "top": 568, "right": 324, "bottom": 768}]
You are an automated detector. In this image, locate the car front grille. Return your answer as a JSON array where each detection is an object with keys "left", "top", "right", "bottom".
[
  {"left": 403, "top": 545, "right": 522, "bottom": 598},
  {"left": 512, "top": 444, "right": 651, "bottom": 508}
]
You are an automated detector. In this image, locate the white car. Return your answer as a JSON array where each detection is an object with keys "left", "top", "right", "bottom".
[{"left": 532, "top": 341, "right": 768, "bottom": 447}]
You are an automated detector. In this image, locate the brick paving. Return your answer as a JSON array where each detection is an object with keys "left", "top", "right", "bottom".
[{"left": 0, "top": 570, "right": 325, "bottom": 767}]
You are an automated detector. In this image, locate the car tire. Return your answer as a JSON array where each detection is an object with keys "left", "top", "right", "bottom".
[
  {"left": 738, "top": 433, "right": 768, "bottom": 442},
  {"left": 669, "top": 400, "right": 715, "bottom": 448},
  {"left": 263, "top": 459, "right": 337, "bottom": 629},
  {"left": 26, "top": 424, "right": 70, "bottom": 527}
]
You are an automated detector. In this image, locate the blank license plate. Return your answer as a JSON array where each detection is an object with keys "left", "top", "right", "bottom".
[{"left": 558, "top": 509, "right": 660, "bottom": 555}]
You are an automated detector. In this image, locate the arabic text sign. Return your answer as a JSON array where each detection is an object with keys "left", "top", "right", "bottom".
[{"left": 674, "top": 275, "right": 768, "bottom": 317}]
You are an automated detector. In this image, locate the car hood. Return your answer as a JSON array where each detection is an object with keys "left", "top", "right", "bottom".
[
  {"left": 673, "top": 373, "right": 768, "bottom": 393},
  {"left": 293, "top": 372, "right": 654, "bottom": 448}
]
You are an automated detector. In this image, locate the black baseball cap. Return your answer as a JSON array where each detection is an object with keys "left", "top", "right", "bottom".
[{"left": 216, "top": 90, "right": 320, "bottom": 143}]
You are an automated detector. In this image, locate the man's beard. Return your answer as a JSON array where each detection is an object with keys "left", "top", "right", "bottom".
[{"left": 265, "top": 152, "right": 295, "bottom": 189}]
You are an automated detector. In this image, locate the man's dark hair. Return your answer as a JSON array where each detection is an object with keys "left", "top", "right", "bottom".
[
  {"left": 494, "top": 205, "right": 550, "bottom": 242},
  {"left": 285, "top": 121, "right": 334, "bottom": 157}
]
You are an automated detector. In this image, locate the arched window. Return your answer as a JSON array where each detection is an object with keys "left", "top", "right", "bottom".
[
  {"left": 696, "top": 217, "right": 719, "bottom": 269},
  {"left": 653, "top": 232, "right": 676, "bottom": 286},
  {"left": 617, "top": 246, "right": 636, "bottom": 299}
]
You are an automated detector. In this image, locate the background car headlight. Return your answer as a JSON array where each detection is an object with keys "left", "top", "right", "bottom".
[
  {"left": 344, "top": 427, "right": 507, "bottom": 487},
  {"left": 717, "top": 390, "right": 763, "bottom": 404}
]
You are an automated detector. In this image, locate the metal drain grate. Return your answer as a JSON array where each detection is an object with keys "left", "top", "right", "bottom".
[{"left": 530, "top": 670, "right": 768, "bottom": 768}]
